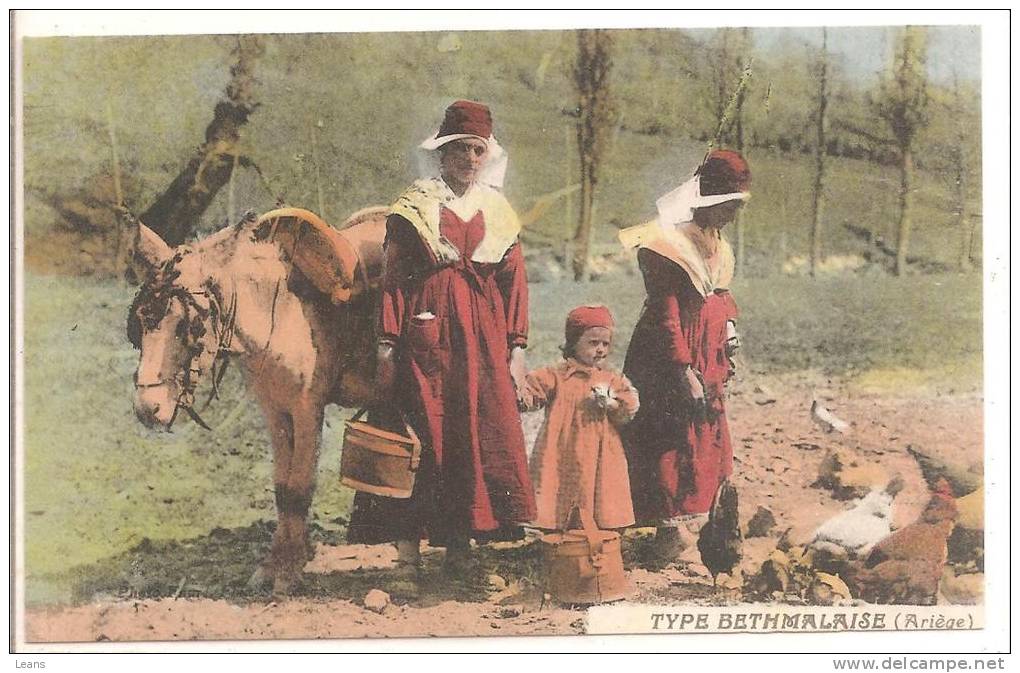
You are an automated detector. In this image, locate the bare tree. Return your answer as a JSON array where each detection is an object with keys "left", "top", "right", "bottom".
[
  {"left": 874, "top": 26, "right": 930, "bottom": 276},
  {"left": 571, "top": 29, "right": 615, "bottom": 281},
  {"left": 704, "top": 28, "right": 753, "bottom": 273},
  {"left": 951, "top": 75, "right": 976, "bottom": 270},
  {"left": 809, "top": 28, "right": 830, "bottom": 277},
  {"left": 141, "top": 35, "right": 266, "bottom": 246}
]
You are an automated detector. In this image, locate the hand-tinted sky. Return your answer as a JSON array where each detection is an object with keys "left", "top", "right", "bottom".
[{"left": 750, "top": 25, "right": 980, "bottom": 84}]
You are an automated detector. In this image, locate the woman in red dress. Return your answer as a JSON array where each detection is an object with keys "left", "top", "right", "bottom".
[
  {"left": 621, "top": 150, "right": 750, "bottom": 554},
  {"left": 347, "top": 100, "right": 535, "bottom": 573}
]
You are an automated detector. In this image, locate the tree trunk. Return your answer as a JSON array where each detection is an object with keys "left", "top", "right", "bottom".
[
  {"left": 732, "top": 81, "right": 746, "bottom": 275},
  {"left": 564, "top": 124, "right": 573, "bottom": 260},
  {"left": 810, "top": 29, "right": 829, "bottom": 278},
  {"left": 573, "top": 138, "right": 594, "bottom": 281},
  {"left": 105, "top": 100, "right": 134, "bottom": 278},
  {"left": 951, "top": 77, "right": 973, "bottom": 271},
  {"left": 571, "top": 29, "right": 613, "bottom": 282},
  {"left": 895, "top": 145, "right": 913, "bottom": 276},
  {"left": 954, "top": 150, "right": 972, "bottom": 270},
  {"left": 141, "top": 35, "right": 265, "bottom": 245},
  {"left": 729, "top": 28, "right": 750, "bottom": 276}
]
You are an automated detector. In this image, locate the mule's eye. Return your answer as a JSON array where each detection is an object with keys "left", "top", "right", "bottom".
[{"left": 175, "top": 321, "right": 188, "bottom": 340}]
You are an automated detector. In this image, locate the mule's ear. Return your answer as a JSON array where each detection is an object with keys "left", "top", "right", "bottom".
[{"left": 134, "top": 222, "right": 172, "bottom": 277}]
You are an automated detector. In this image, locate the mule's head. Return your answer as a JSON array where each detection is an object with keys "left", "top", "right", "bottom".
[{"left": 128, "top": 224, "right": 226, "bottom": 430}]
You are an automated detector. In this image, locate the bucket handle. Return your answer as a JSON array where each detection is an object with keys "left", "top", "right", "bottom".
[
  {"left": 349, "top": 408, "right": 422, "bottom": 472},
  {"left": 564, "top": 505, "right": 604, "bottom": 557}
]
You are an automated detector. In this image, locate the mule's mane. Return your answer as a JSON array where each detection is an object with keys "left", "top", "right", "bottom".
[
  {"left": 127, "top": 252, "right": 195, "bottom": 348},
  {"left": 127, "top": 219, "right": 289, "bottom": 351}
]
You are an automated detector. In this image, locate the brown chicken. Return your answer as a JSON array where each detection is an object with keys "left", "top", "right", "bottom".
[
  {"left": 845, "top": 479, "right": 958, "bottom": 605},
  {"left": 697, "top": 480, "right": 742, "bottom": 586}
]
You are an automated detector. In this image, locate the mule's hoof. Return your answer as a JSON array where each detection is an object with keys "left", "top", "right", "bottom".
[{"left": 247, "top": 567, "right": 272, "bottom": 590}]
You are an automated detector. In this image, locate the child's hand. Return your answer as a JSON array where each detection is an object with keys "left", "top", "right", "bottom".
[{"left": 591, "top": 384, "right": 621, "bottom": 411}]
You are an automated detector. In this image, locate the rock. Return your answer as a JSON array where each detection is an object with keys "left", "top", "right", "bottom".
[
  {"left": 955, "top": 486, "right": 983, "bottom": 531},
  {"left": 839, "top": 463, "right": 889, "bottom": 498},
  {"left": 907, "top": 445, "right": 982, "bottom": 497},
  {"left": 806, "top": 539, "right": 851, "bottom": 576},
  {"left": 746, "top": 506, "right": 777, "bottom": 538},
  {"left": 498, "top": 606, "right": 522, "bottom": 618},
  {"left": 810, "top": 572, "right": 852, "bottom": 605},
  {"left": 775, "top": 528, "right": 794, "bottom": 552},
  {"left": 752, "top": 550, "right": 790, "bottom": 595},
  {"left": 947, "top": 526, "right": 984, "bottom": 569},
  {"left": 362, "top": 589, "right": 390, "bottom": 613},
  {"left": 815, "top": 451, "right": 844, "bottom": 489},
  {"left": 939, "top": 569, "right": 983, "bottom": 605},
  {"left": 753, "top": 384, "right": 777, "bottom": 405},
  {"left": 715, "top": 570, "right": 743, "bottom": 591},
  {"left": 813, "top": 450, "right": 887, "bottom": 500}
]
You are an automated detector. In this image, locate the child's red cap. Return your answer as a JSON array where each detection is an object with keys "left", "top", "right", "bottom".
[{"left": 565, "top": 304, "right": 615, "bottom": 346}]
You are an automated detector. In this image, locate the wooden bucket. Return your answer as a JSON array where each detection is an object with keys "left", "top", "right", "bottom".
[
  {"left": 340, "top": 409, "right": 421, "bottom": 498},
  {"left": 540, "top": 507, "right": 630, "bottom": 604}
]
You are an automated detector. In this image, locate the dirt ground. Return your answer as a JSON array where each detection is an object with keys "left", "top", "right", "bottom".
[{"left": 24, "top": 373, "right": 983, "bottom": 643}]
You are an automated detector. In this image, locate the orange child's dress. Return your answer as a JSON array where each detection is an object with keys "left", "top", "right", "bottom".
[{"left": 520, "top": 359, "right": 639, "bottom": 530}]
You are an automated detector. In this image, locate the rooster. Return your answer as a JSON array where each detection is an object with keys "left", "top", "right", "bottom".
[
  {"left": 697, "top": 480, "right": 742, "bottom": 587},
  {"left": 844, "top": 479, "right": 958, "bottom": 605}
]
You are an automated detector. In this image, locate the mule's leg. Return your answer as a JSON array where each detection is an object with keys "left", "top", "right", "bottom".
[
  {"left": 248, "top": 409, "right": 296, "bottom": 591},
  {"left": 271, "top": 401, "right": 324, "bottom": 595}
]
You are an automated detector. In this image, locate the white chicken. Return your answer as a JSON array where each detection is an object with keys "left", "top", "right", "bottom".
[
  {"left": 811, "top": 399, "right": 850, "bottom": 434},
  {"left": 811, "top": 476, "right": 904, "bottom": 557}
]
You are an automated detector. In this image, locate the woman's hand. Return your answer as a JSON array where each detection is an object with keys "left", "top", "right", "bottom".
[
  {"left": 682, "top": 365, "right": 706, "bottom": 412},
  {"left": 509, "top": 346, "right": 528, "bottom": 394},
  {"left": 375, "top": 343, "right": 397, "bottom": 401}
]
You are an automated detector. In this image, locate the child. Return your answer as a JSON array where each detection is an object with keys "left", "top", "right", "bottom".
[{"left": 519, "top": 305, "right": 639, "bottom": 530}]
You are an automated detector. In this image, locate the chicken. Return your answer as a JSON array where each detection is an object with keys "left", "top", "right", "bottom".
[
  {"left": 811, "top": 476, "right": 904, "bottom": 558},
  {"left": 811, "top": 399, "right": 849, "bottom": 434},
  {"left": 697, "top": 479, "right": 742, "bottom": 586},
  {"left": 845, "top": 479, "right": 958, "bottom": 605},
  {"left": 907, "top": 445, "right": 981, "bottom": 497}
]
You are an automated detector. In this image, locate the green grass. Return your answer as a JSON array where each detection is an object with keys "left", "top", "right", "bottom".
[
  {"left": 22, "top": 275, "right": 352, "bottom": 604},
  {"left": 21, "top": 269, "right": 981, "bottom": 605}
]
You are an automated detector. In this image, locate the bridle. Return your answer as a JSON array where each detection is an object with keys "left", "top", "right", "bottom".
[{"left": 128, "top": 254, "right": 238, "bottom": 431}]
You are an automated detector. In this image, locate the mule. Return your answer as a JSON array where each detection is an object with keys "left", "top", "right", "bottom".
[{"left": 128, "top": 209, "right": 383, "bottom": 594}]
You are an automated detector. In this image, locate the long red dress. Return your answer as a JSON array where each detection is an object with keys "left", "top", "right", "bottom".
[
  {"left": 347, "top": 205, "right": 536, "bottom": 546},
  {"left": 622, "top": 231, "right": 738, "bottom": 520}
]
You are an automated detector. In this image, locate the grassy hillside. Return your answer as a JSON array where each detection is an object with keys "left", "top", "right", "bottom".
[{"left": 22, "top": 29, "right": 981, "bottom": 276}]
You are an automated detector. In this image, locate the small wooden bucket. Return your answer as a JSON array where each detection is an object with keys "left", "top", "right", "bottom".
[
  {"left": 340, "top": 409, "right": 421, "bottom": 498},
  {"left": 540, "top": 507, "right": 630, "bottom": 604}
]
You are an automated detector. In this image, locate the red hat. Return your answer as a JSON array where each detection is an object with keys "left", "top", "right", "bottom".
[
  {"left": 565, "top": 304, "right": 615, "bottom": 346},
  {"left": 421, "top": 100, "right": 493, "bottom": 150},
  {"left": 697, "top": 149, "right": 751, "bottom": 196}
]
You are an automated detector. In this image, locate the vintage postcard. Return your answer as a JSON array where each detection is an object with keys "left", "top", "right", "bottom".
[{"left": 10, "top": 10, "right": 1009, "bottom": 657}]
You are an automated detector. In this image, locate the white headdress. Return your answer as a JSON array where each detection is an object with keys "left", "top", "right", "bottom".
[
  {"left": 655, "top": 174, "right": 750, "bottom": 230},
  {"left": 416, "top": 132, "right": 509, "bottom": 191}
]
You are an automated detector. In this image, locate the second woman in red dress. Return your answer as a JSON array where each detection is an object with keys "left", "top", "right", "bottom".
[{"left": 622, "top": 150, "right": 750, "bottom": 554}]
